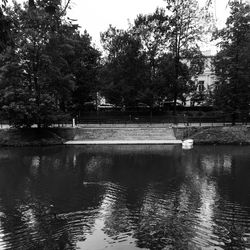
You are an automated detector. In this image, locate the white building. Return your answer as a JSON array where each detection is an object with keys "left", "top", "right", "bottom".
[
  {"left": 188, "top": 50, "right": 218, "bottom": 106},
  {"left": 196, "top": 50, "right": 217, "bottom": 92}
]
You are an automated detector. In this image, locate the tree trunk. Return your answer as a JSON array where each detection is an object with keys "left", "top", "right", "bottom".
[
  {"left": 173, "top": 93, "right": 177, "bottom": 115},
  {"left": 173, "top": 55, "right": 179, "bottom": 116}
]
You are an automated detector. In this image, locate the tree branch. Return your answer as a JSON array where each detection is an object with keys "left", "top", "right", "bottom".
[{"left": 60, "top": 0, "right": 71, "bottom": 16}]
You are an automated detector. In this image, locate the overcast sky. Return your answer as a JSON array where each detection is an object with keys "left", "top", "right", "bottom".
[
  {"left": 14, "top": 0, "right": 230, "bottom": 49},
  {"left": 66, "top": 0, "right": 230, "bottom": 48}
]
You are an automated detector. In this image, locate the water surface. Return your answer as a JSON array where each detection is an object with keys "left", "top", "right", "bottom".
[{"left": 0, "top": 145, "right": 249, "bottom": 249}]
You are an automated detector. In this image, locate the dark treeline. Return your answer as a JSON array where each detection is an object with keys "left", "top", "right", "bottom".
[{"left": 0, "top": 0, "right": 250, "bottom": 127}]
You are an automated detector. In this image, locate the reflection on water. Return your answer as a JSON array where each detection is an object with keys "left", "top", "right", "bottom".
[{"left": 0, "top": 145, "right": 249, "bottom": 249}]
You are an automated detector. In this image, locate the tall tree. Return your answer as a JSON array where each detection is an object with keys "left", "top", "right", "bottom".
[
  {"left": 100, "top": 26, "right": 150, "bottom": 107},
  {"left": 70, "top": 31, "right": 101, "bottom": 114},
  {"left": 163, "top": 0, "right": 205, "bottom": 113},
  {"left": 155, "top": 53, "right": 196, "bottom": 106},
  {"left": 0, "top": 1, "right": 77, "bottom": 127},
  {"left": 132, "top": 9, "right": 169, "bottom": 85},
  {"left": 213, "top": 1, "right": 250, "bottom": 121}
]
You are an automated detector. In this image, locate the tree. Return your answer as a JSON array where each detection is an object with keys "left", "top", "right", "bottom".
[
  {"left": 155, "top": 53, "right": 196, "bottom": 106},
  {"left": 0, "top": 0, "right": 12, "bottom": 53},
  {"left": 0, "top": 0, "right": 72, "bottom": 53},
  {"left": 213, "top": 1, "right": 250, "bottom": 122},
  {"left": 132, "top": 9, "right": 169, "bottom": 85},
  {"left": 0, "top": 0, "right": 100, "bottom": 126},
  {"left": 163, "top": 0, "right": 205, "bottom": 113},
  {"left": 100, "top": 26, "right": 150, "bottom": 107},
  {"left": 131, "top": 9, "right": 171, "bottom": 107},
  {"left": 100, "top": 3, "right": 205, "bottom": 111},
  {"left": 0, "top": 1, "right": 77, "bottom": 127},
  {"left": 70, "top": 31, "right": 101, "bottom": 114}
]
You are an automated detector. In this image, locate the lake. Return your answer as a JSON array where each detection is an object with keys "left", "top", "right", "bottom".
[{"left": 0, "top": 145, "right": 249, "bottom": 249}]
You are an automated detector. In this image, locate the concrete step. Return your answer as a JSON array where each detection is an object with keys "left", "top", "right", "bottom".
[
  {"left": 65, "top": 140, "right": 182, "bottom": 145},
  {"left": 78, "top": 123, "right": 172, "bottom": 128},
  {"left": 72, "top": 127, "right": 176, "bottom": 141}
]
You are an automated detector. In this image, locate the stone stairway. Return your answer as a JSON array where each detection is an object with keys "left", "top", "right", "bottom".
[
  {"left": 73, "top": 127, "right": 175, "bottom": 140},
  {"left": 64, "top": 124, "right": 181, "bottom": 144}
]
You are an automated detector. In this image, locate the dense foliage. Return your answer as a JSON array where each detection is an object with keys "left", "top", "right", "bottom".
[
  {"left": 0, "top": 0, "right": 100, "bottom": 127},
  {"left": 100, "top": 26, "right": 150, "bottom": 107},
  {"left": 0, "top": 0, "right": 11, "bottom": 53},
  {"left": 1, "top": 0, "right": 249, "bottom": 127},
  {"left": 100, "top": 0, "right": 205, "bottom": 112},
  {"left": 213, "top": 1, "right": 250, "bottom": 119}
]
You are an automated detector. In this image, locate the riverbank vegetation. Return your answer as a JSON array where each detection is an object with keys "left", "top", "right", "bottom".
[
  {"left": 0, "top": 0, "right": 249, "bottom": 128},
  {"left": 0, "top": 128, "right": 64, "bottom": 146},
  {"left": 175, "top": 126, "right": 250, "bottom": 145}
]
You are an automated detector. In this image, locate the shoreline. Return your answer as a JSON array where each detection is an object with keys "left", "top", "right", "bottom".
[
  {"left": 0, "top": 126, "right": 250, "bottom": 147},
  {"left": 174, "top": 126, "right": 250, "bottom": 145}
]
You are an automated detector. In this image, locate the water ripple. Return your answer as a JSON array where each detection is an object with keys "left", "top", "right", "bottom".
[{"left": 0, "top": 145, "right": 250, "bottom": 249}]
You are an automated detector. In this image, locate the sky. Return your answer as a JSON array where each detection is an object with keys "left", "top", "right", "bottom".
[
  {"left": 15, "top": 0, "right": 230, "bottom": 49},
  {"left": 66, "top": 0, "right": 230, "bottom": 48}
]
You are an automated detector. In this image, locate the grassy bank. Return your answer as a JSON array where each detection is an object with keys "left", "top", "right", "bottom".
[
  {"left": 0, "top": 127, "right": 92, "bottom": 146},
  {"left": 0, "top": 128, "right": 65, "bottom": 147},
  {"left": 175, "top": 126, "right": 250, "bottom": 145}
]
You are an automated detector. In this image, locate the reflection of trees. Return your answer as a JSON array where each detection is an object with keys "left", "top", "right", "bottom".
[
  {"left": 84, "top": 155, "right": 112, "bottom": 181},
  {"left": 213, "top": 157, "right": 250, "bottom": 249},
  {"left": 134, "top": 184, "right": 200, "bottom": 249},
  {"left": 0, "top": 145, "right": 250, "bottom": 249},
  {"left": 197, "top": 146, "right": 250, "bottom": 249},
  {"left": 79, "top": 148, "right": 201, "bottom": 249},
  {"left": 94, "top": 146, "right": 250, "bottom": 249},
  {"left": 0, "top": 147, "right": 106, "bottom": 249},
  {"left": 94, "top": 150, "right": 203, "bottom": 249},
  {"left": 100, "top": 183, "right": 133, "bottom": 237}
]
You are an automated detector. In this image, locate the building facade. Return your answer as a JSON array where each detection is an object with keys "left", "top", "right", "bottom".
[{"left": 188, "top": 50, "right": 217, "bottom": 106}]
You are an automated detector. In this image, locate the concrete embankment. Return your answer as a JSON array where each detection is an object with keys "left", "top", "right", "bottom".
[
  {"left": 55, "top": 124, "right": 181, "bottom": 145},
  {"left": 0, "top": 125, "right": 249, "bottom": 146},
  {"left": 0, "top": 124, "right": 179, "bottom": 146}
]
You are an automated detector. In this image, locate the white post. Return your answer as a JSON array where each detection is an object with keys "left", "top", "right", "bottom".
[{"left": 72, "top": 118, "right": 76, "bottom": 127}]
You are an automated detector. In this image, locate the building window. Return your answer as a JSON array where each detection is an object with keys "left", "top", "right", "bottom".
[
  {"left": 214, "top": 81, "right": 219, "bottom": 90},
  {"left": 198, "top": 81, "right": 205, "bottom": 92}
]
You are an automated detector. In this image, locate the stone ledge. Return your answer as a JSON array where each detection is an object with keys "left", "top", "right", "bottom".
[{"left": 65, "top": 140, "right": 182, "bottom": 145}]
